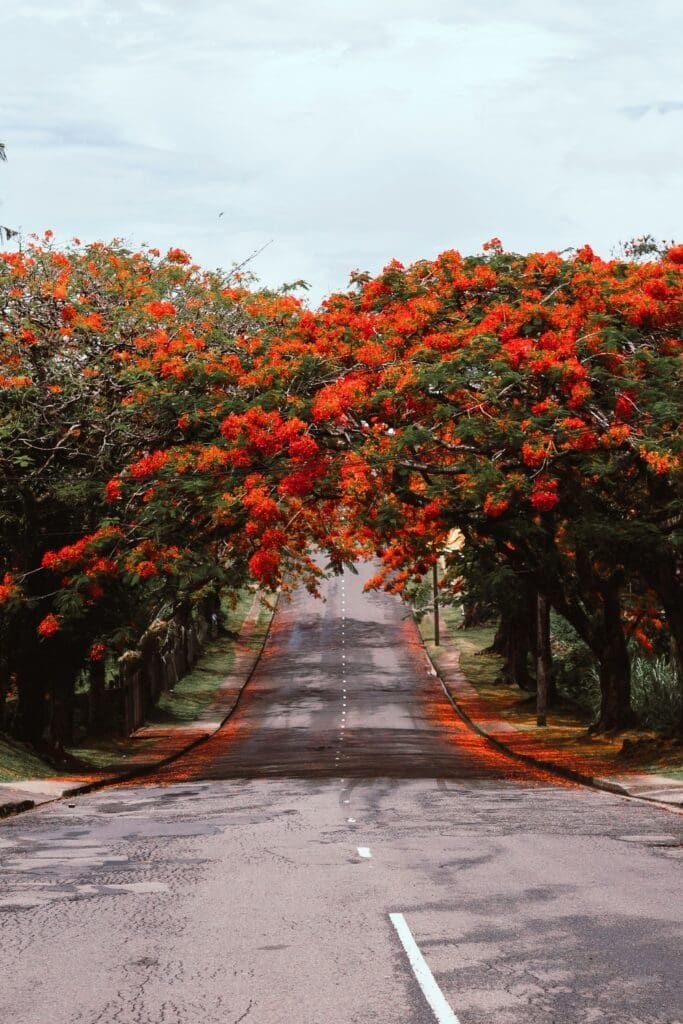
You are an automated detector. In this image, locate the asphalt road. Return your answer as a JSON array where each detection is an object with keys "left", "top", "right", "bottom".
[{"left": 1, "top": 564, "right": 681, "bottom": 1024}]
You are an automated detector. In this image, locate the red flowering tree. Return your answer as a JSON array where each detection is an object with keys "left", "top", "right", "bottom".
[
  {"left": 313, "top": 242, "right": 682, "bottom": 730},
  {"left": 1, "top": 232, "right": 681, "bottom": 745},
  {"left": 0, "top": 236, "right": 334, "bottom": 744}
]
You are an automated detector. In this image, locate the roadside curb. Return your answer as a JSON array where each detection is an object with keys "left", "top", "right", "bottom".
[
  {"left": 413, "top": 615, "right": 683, "bottom": 812},
  {"left": 0, "top": 592, "right": 278, "bottom": 821},
  {"left": 0, "top": 798, "right": 35, "bottom": 820}
]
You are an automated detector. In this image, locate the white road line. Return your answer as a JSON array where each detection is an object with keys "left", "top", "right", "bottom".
[
  {"left": 389, "top": 913, "right": 461, "bottom": 1024},
  {"left": 357, "top": 847, "right": 371, "bottom": 858}
]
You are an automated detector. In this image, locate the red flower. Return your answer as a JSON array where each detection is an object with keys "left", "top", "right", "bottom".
[
  {"left": 288, "top": 435, "right": 320, "bottom": 462},
  {"left": 37, "top": 613, "right": 60, "bottom": 638},
  {"left": 105, "top": 478, "right": 123, "bottom": 501},
  {"left": 665, "top": 244, "right": 683, "bottom": 264},
  {"left": 144, "top": 300, "right": 176, "bottom": 320},
  {"left": 521, "top": 442, "right": 547, "bottom": 468},
  {"left": 249, "top": 548, "right": 281, "bottom": 583},
  {"left": 129, "top": 450, "right": 170, "bottom": 481},
  {"left": 483, "top": 494, "right": 509, "bottom": 518},
  {"left": 136, "top": 560, "right": 158, "bottom": 578},
  {"left": 166, "top": 248, "right": 191, "bottom": 265},
  {"left": 277, "top": 470, "right": 316, "bottom": 497},
  {"left": 89, "top": 642, "right": 106, "bottom": 662},
  {"left": 614, "top": 394, "right": 635, "bottom": 421},
  {"left": 89, "top": 558, "right": 117, "bottom": 576},
  {"left": 642, "top": 450, "right": 673, "bottom": 475},
  {"left": 575, "top": 244, "right": 596, "bottom": 262},
  {"left": 531, "top": 479, "right": 559, "bottom": 512},
  {"left": 0, "top": 573, "right": 17, "bottom": 604}
]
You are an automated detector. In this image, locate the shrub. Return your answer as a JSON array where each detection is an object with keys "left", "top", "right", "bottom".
[{"left": 630, "top": 653, "right": 682, "bottom": 733}]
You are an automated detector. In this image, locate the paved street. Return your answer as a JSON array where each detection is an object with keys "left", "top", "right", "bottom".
[{"left": 1, "top": 565, "right": 681, "bottom": 1024}]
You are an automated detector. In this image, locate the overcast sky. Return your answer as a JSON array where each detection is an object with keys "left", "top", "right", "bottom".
[{"left": 1, "top": 1, "right": 681, "bottom": 304}]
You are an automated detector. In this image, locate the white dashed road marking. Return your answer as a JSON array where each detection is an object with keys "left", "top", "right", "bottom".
[{"left": 389, "top": 913, "right": 461, "bottom": 1024}]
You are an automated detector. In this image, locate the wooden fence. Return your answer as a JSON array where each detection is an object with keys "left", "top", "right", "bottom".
[{"left": 89, "top": 599, "right": 220, "bottom": 736}]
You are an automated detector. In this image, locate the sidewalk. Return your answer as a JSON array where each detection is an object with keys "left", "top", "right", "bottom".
[
  {"left": 0, "top": 592, "right": 275, "bottom": 820},
  {"left": 421, "top": 617, "right": 683, "bottom": 808}
]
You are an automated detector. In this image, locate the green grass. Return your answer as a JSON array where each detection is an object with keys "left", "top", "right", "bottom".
[
  {"left": 423, "top": 606, "right": 501, "bottom": 688},
  {"left": 65, "top": 736, "right": 158, "bottom": 770},
  {"left": 72, "top": 589, "right": 257, "bottom": 759},
  {"left": 418, "top": 603, "right": 683, "bottom": 776},
  {"left": 148, "top": 589, "right": 254, "bottom": 726},
  {"left": 0, "top": 735, "right": 56, "bottom": 784},
  {"left": 150, "top": 640, "right": 239, "bottom": 726},
  {"left": 445, "top": 616, "right": 500, "bottom": 689}
]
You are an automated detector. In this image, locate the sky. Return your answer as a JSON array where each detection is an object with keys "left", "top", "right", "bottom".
[{"left": 1, "top": 0, "right": 681, "bottom": 304}]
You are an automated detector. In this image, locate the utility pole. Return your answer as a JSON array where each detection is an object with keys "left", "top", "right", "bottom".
[{"left": 433, "top": 561, "right": 440, "bottom": 646}]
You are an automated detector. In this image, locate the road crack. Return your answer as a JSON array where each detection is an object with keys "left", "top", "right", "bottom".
[{"left": 232, "top": 998, "right": 253, "bottom": 1023}]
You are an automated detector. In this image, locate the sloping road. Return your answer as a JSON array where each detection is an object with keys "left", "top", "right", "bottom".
[
  {"left": 1, "top": 565, "right": 681, "bottom": 1024},
  {"left": 155, "top": 562, "right": 551, "bottom": 783}
]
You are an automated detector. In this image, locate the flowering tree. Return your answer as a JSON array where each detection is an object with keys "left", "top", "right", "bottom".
[
  {"left": 0, "top": 236, "right": 334, "bottom": 744},
  {"left": 312, "top": 242, "right": 682, "bottom": 730},
  {"left": 1, "top": 234, "right": 681, "bottom": 744}
]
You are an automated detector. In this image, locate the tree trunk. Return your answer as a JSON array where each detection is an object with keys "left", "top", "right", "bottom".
[
  {"left": 174, "top": 601, "right": 193, "bottom": 676},
  {"left": 491, "top": 592, "right": 536, "bottom": 691},
  {"left": 10, "top": 614, "right": 47, "bottom": 744},
  {"left": 536, "top": 591, "right": 551, "bottom": 726},
  {"left": 48, "top": 667, "right": 76, "bottom": 749},
  {"left": 0, "top": 642, "right": 10, "bottom": 731},
  {"left": 88, "top": 659, "right": 107, "bottom": 735},
  {"left": 461, "top": 599, "right": 493, "bottom": 629},
  {"left": 648, "top": 558, "right": 683, "bottom": 680},
  {"left": 14, "top": 668, "right": 46, "bottom": 745},
  {"left": 592, "top": 584, "right": 636, "bottom": 732}
]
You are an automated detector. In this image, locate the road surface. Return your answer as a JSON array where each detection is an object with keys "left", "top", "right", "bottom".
[{"left": 1, "top": 564, "right": 681, "bottom": 1024}]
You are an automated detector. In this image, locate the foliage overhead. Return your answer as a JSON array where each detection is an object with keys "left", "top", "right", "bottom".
[{"left": 1, "top": 233, "right": 681, "bottom": 737}]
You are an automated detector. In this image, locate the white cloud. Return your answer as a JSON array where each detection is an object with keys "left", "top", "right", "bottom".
[{"left": 0, "top": 0, "right": 681, "bottom": 302}]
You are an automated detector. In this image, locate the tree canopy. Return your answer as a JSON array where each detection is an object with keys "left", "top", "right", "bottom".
[{"left": 1, "top": 234, "right": 681, "bottom": 741}]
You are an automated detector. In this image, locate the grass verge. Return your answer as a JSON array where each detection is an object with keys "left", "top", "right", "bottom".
[
  {"left": 148, "top": 588, "right": 255, "bottom": 727},
  {"left": 419, "top": 606, "right": 683, "bottom": 778},
  {"left": 0, "top": 735, "right": 57, "bottom": 784},
  {"left": 1, "top": 589, "right": 260, "bottom": 781}
]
